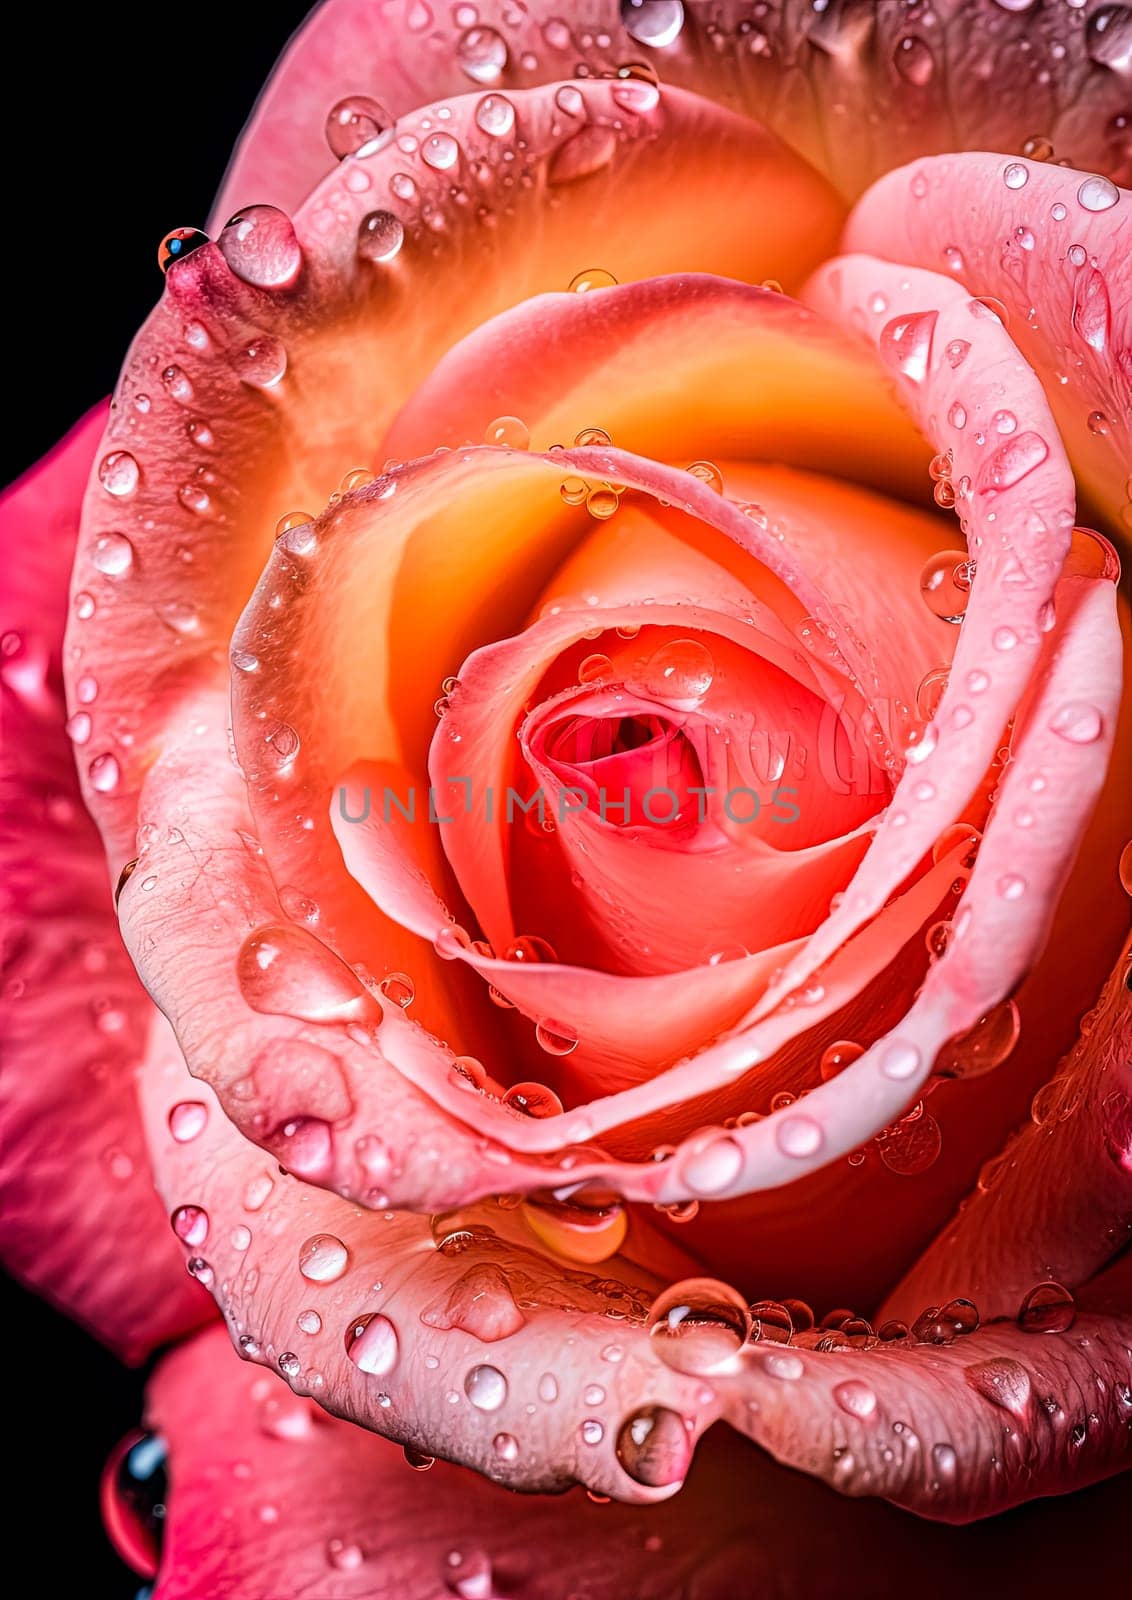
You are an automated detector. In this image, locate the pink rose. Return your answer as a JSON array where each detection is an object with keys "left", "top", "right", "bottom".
[{"left": 2, "top": 3, "right": 1130, "bottom": 1593}]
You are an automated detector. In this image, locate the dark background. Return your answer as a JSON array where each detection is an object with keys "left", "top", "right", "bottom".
[{"left": 1, "top": 6, "right": 311, "bottom": 1592}]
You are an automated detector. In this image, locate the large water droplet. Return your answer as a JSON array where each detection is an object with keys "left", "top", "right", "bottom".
[
  {"left": 640, "top": 638, "right": 714, "bottom": 710},
  {"left": 934, "top": 1000, "right": 1020, "bottom": 1078},
  {"left": 833, "top": 1379, "right": 877, "bottom": 1419},
  {"left": 474, "top": 93, "right": 515, "bottom": 137},
  {"left": 919, "top": 550, "right": 972, "bottom": 621},
  {"left": 878, "top": 310, "right": 938, "bottom": 383},
  {"left": 298, "top": 1233, "right": 350, "bottom": 1284},
  {"left": 219, "top": 206, "right": 302, "bottom": 288},
  {"left": 1018, "top": 1281, "right": 1075, "bottom": 1334},
  {"left": 345, "top": 1312, "right": 400, "bottom": 1375},
  {"left": 647, "top": 1277, "right": 750, "bottom": 1374},
  {"left": 99, "top": 451, "right": 140, "bottom": 497},
  {"left": 1077, "top": 174, "right": 1120, "bottom": 212},
  {"left": 326, "top": 96, "right": 391, "bottom": 159},
  {"left": 1049, "top": 702, "right": 1103, "bottom": 743},
  {"left": 422, "top": 132, "right": 460, "bottom": 171},
  {"left": 620, "top": 0, "right": 685, "bottom": 48},
  {"left": 168, "top": 1100, "right": 208, "bottom": 1143},
  {"left": 681, "top": 1132, "right": 743, "bottom": 1194},
  {"left": 171, "top": 1204, "right": 209, "bottom": 1246},
  {"left": 457, "top": 25, "right": 508, "bottom": 83},
  {"left": 92, "top": 532, "right": 135, "bottom": 578},
  {"left": 464, "top": 1363, "right": 508, "bottom": 1411},
  {"left": 615, "top": 1405, "right": 691, "bottom": 1486},
  {"left": 358, "top": 210, "right": 405, "bottom": 263},
  {"left": 965, "top": 1357, "right": 1032, "bottom": 1416},
  {"left": 236, "top": 923, "right": 373, "bottom": 1022}
]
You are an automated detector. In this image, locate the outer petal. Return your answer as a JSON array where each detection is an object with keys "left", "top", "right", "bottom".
[
  {"left": 0, "top": 410, "right": 210, "bottom": 1360},
  {"left": 211, "top": 0, "right": 1130, "bottom": 223},
  {"left": 843, "top": 155, "right": 1131, "bottom": 533},
  {"left": 882, "top": 935, "right": 1132, "bottom": 1326},
  {"left": 148, "top": 1323, "right": 1131, "bottom": 1600}
]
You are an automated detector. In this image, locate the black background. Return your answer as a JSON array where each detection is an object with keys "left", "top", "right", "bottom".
[{"left": 1, "top": 6, "right": 311, "bottom": 1592}]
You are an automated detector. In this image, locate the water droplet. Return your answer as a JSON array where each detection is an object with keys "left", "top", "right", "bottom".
[
  {"left": 776, "top": 1115, "right": 824, "bottom": 1159},
  {"left": 568, "top": 267, "right": 618, "bottom": 293},
  {"left": 492, "top": 1432, "right": 518, "bottom": 1462},
  {"left": 297, "top": 1309, "right": 322, "bottom": 1335},
  {"left": 877, "top": 1112, "right": 942, "bottom": 1175},
  {"left": 232, "top": 335, "right": 287, "bottom": 388},
  {"left": 89, "top": 752, "right": 121, "bottom": 793},
  {"left": 90, "top": 531, "right": 136, "bottom": 583},
  {"left": 422, "top": 132, "right": 460, "bottom": 171},
  {"left": 379, "top": 971, "right": 415, "bottom": 1008},
  {"left": 168, "top": 1100, "right": 208, "bottom": 1142},
  {"left": 298, "top": 1233, "right": 350, "bottom": 1284},
  {"left": 457, "top": 25, "right": 508, "bottom": 82},
  {"left": 982, "top": 431, "right": 1048, "bottom": 490},
  {"left": 444, "top": 1549, "right": 495, "bottom": 1599},
  {"left": 920, "top": 553, "right": 972, "bottom": 620},
  {"left": 1018, "top": 1281, "right": 1075, "bottom": 1334},
  {"left": 763, "top": 1350, "right": 804, "bottom": 1380},
  {"left": 879, "top": 310, "right": 938, "bottom": 383},
  {"left": 171, "top": 1204, "right": 209, "bottom": 1246},
  {"left": 966, "top": 1357, "right": 1032, "bottom": 1416},
  {"left": 535, "top": 1020, "right": 578, "bottom": 1055},
  {"left": 620, "top": 1, "right": 685, "bottom": 49},
  {"left": 880, "top": 1041, "right": 920, "bottom": 1080},
  {"left": 538, "top": 1372, "right": 559, "bottom": 1403},
  {"left": 647, "top": 1277, "right": 750, "bottom": 1374},
  {"left": 580, "top": 1418, "right": 604, "bottom": 1445},
  {"left": 1077, "top": 174, "right": 1120, "bottom": 212},
  {"left": 158, "top": 227, "right": 209, "bottom": 273},
  {"left": 833, "top": 1380, "right": 877, "bottom": 1419},
  {"left": 1049, "top": 702, "right": 1103, "bottom": 743},
  {"left": 236, "top": 924, "right": 371, "bottom": 1022},
  {"left": 345, "top": 1312, "right": 399, "bottom": 1375},
  {"left": 820, "top": 1039, "right": 863, "bottom": 1081},
  {"left": 464, "top": 1363, "right": 508, "bottom": 1411},
  {"left": 99, "top": 451, "right": 139, "bottom": 497},
  {"left": 685, "top": 459, "right": 724, "bottom": 493},
  {"left": 681, "top": 1132, "right": 743, "bottom": 1194},
  {"left": 640, "top": 637, "right": 714, "bottom": 710},
  {"left": 219, "top": 205, "right": 302, "bottom": 289},
  {"left": 893, "top": 33, "right": 935, "bottom": 85},
  {"left": 502, "top": 1081, "right": 563, "bottom": 1118},
  {"left": 326, "top": 1538, "right": 364, "bottom": 1572},
  {"left": 326, "top": 95, "right": 391, "bottom": 159},
  {"left": 615, "top": 1405, "right": 690, "bottom": 1485},
  {"left": 1003, "top": 161, "right": 1030, "bottom": 190},
  {"left": 484, "top": 415, "right": 529, "bottom": 449},
  {"left": 934, "top": 999, "right": 1020, "bottom": 1078},
  {"left": 357, "top": 209, "right": 406, "bottom": 264}
]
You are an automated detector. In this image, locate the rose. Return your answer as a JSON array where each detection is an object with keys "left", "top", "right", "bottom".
[{"left": 2, "top": 1, "right": 1130, "bottom": 1592}]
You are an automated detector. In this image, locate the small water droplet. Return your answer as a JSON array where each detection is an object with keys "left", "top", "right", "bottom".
[
  {"left": 464, "top": 1363, "right": 508, "bottom": 1411},
  {"left": 326, "top": 95, "right": 392, "bottom": 159},
  {"left": 1018, "top": 1281, "right": 1075, "bottom": 1334},
  {"left": 298, "top": 1233, "right": 350, "bottom": 1284},
  {"left": 345, "top": 1312, "right": 399, "bottom": 1375},
  {"left": 99, "top": 451, "right": 139, "bottom": 497},
  {"left": 358, "top": 210, "right": 405, "bottom": 263}
]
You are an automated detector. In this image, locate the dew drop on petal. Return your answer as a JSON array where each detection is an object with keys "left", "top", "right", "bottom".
[
  {"left": 219, "top": 205, "right": 302, "bottom": 289},
  {"left": 457, "top": 26, "right": 508, "bottom": 83},
  {"left": 615, "top": 1405, "right": 691, "bottom": 1486},
  {"left": 299, "top": 1233, "right": 350, "bottom": 1284},
  {"left": 878, "top": 310, "right": 938, "bottom": 383},
  {"left": 833, "top": 1379, "right": 877, "bottom": 1419},
  {"left": 99, "top": 451, "right": 140, "bottom": 498},
  {"left": 568, "top": 267, "right": 618, "bottom": 293},
  {"left": 681, "top": 1132, "right": 743, "bottom": 1194},
  {"left": 325, "top": 95, "right": 392, "bottom": 159},
  {"left": 171, "top": 1205, "right": 209, "bottom": 1247},
  {"left": 474, "top": 93, "right": 515, "bottom": 137},
  {"left": 820, "top": 1040, "right": 863, "bottom": 1081},
  {"left": 465, "top": 1364, "right": 508, "bottom": 1411},
  {"left": 168, "top": 1100, "right": 208, "bottom": 1142},
  {"left": 1018, "top": 1281, "right": 1075, "bottom": 1334},
  {"left": 93, "top": 532, "right": 135, "bottom": 577},
  {"left": 620, "top": 1, "right": 685, "bottom": 49},
  {"left": 1077, "top": 174, "right": 1120, "bottom": 212},
  {"left": 345, "top": 1312, "right": 399, "bottom": 1375},
  {"left": 776, "top": 1115, "right": 824, "bottom": 1159},
  {"left": 1049, "top": 702, "right": 1103, "bottom": 743},
  {"left": 647, "top": 1278, "right": 750, "bottom": 1374},
  {"left": 357, "top": 210, "right": 405, "bottom": 263},
  {"left": 934, "top": 999, "right": 1020, "bottom": 1079}
]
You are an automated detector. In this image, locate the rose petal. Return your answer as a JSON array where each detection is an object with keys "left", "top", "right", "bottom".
[
  {"left": 882, "top": 934, "right": 1132, "bottom": 1325},
  {"left": 70, "top": 77, "right": 840, "bottom": 869},
  {"left": 137, "top": 1032, "right": 721, "bottom": 1503},
  {"left": 843, "top": 156, "right": 1131, "bottom": 533},
  {"left": 147, "top": 1323, "right": 1131, "bottom": 1600},
  {"left": 0, "top": 408, "right": 210, "bottom": 1360},
  {"left": 211, "top": 0, "right": 1128, "bottom": 224},
  {"left": 719, "top": 1298, "right": 1132, "bottom": 1522}
]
